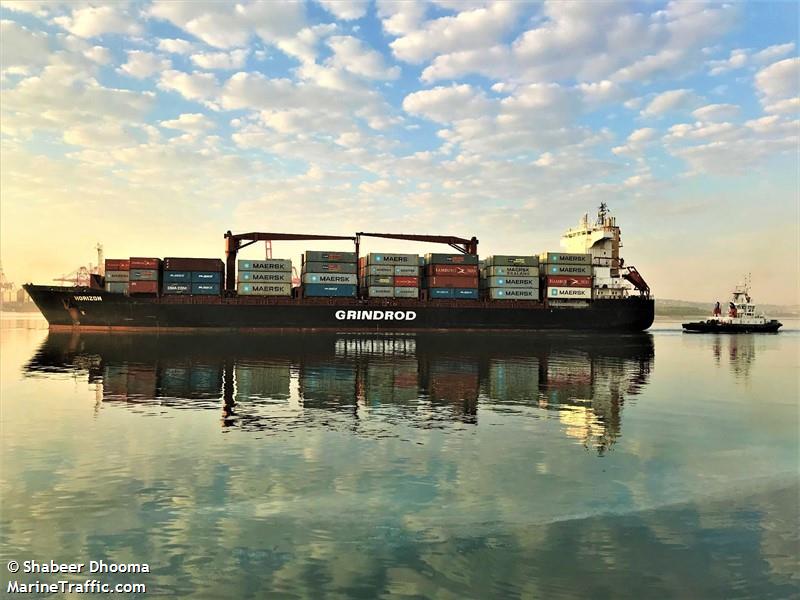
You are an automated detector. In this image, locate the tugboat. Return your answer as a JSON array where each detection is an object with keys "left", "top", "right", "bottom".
[{"left": 683, "top": 277, "right": 782, "bottom": 333}]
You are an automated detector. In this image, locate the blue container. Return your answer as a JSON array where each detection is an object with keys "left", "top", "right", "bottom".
[
  {"left": 191, "top": 282, "right": 221, "bottom": 295},
  {"left": 164, "top": 271, "right": 191, "bottom": 282},
  {"left": 192, "top": 271, "right": 222, "bottom": 283},
  {"left": 454, "top": 288, "right": 479, "bottom": 299},
  {"left": 429, "top": 288, "right": 454, "bottom": 298},
  {"left": 163, "top": 283, "right": 190, "bottom": 294},
  {"left": 303, "top": 283, "right": 357, "bottom": 297}
]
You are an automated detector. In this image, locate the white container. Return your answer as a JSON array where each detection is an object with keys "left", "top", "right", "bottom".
[
  {"left": 367, "top": 253, "right": 418, "bottom": 265},
  {"left": 238, "top": 271, "right": 291, "bottom": 283},
  {"left": 547, "top": 287, "right": 592, "bottom": 299},
  {"left": 393, "top": 287, "right": 419, "bottom": 298},
  {"left": 303, "top": 273, "right": 357, "bottom": 285},
  {"left": 238, "top": 259, "right": 292, "bottom": 272},
  {"left": 487, "top": 276, "right": 539, "bottom": 288},
  {"left": 237, "top": 283, "right": 292, "bottom": 296},
  {"left": 489, "top": 288, "right": 540, "bottom": 300},
  {"left": 367, "top": 286, "right": 393, "bottom": 297},
  {"left": 394, "top": 265, "right": 420, "bottom": 276}
]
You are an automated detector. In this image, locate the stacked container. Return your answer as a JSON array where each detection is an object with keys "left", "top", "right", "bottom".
[
  {"left": 424, "top": 254, "right": 480, "bottom": 299},
  {"left": 302, "top": 251, "right": 357, "bottom": 297},
  {"left": 237, "top": 259, "right": 292, "bottom": 296},
  {"left": 481, "top": 255, "right": 540, "bottom": 300},
  {"left": 540, "top": 252, "right": 593, "bottom": 303},
  {"left": 359, "top": 253, "right": 420, "bottom": 298},
  {"left": 128, "top": 257, "right": 160, "bottom": 294},
  {"left": 163, "top": 257, "right": 224, "bottom": 296},
  {"left": 104, "top": 258, "right": 130, "bottom": 294}
]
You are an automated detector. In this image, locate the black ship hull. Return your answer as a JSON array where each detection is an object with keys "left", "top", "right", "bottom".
[
  {"left": 682, "top": 320, "right": 782, "bottom": 333},
  {"left": 24, "top": 284, "right": 654, "bottom": 332}
]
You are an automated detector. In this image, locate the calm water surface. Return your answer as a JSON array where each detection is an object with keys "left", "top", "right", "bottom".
[{"left": 1, "top": 315, "right": 798, "bottom": 599}]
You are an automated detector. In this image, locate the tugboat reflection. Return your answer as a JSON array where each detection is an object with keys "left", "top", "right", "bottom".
[
  {"left": 711, "top": 334, "right": 757, "bottom": 380},
  {"left": 25, "top": 332, "right": 654, "bottom": 453}
]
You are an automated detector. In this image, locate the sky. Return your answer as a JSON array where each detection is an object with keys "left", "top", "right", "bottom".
[{"left": 1, "top": 0, "right": 798, "bottom": 303}]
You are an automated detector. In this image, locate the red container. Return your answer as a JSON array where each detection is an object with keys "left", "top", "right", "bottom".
[
  {"left": 546, "top": 275, "right": 592, "bottom": 288},
  {"left": 129, "top": 280, "right": 158, "bottom": 294},
  {"left": 394, "top": 276, "right": 419, "bottom": 287},
  {"left": 428, "top": 276, "right": 479, "bottom": 288},
  {"left": 427, "top": 264, "right": 478, "bottom": 277},
  {"left": 105, "top": 258, "right": 130, "bottom": 271},
  {"left": 130, "top": 257, "right": 161, "bottom": 269},
  {"left": 163, "top": 257, "right": 224, "bottom": 272}
]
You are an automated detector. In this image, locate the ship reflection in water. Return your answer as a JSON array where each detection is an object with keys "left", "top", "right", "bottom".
[
  {"left": 25, "top": 332, "right": 654, "bottom": 453},
  {"left": 711, "top": 334, "right": 758, "bottom": 380}
]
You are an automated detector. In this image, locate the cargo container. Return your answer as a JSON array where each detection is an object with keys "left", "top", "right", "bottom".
[
  {"left": 426, "top": 264, "right": 478, "bottom": 277},
  {"left": 394, "top": 276, "right": 419, "bottom": 287},
  {"left": 484, "top": 265, "right": 539, "bottom": 277},
  {"left": 237, "top": 283, "right": 292, "bottom": 296},
  {"left": 487, "top": 276, "right": 539, "bottom": 288},
  {"left": 545, "top": 264, "right": 592, "bottom": 276},
  {"left": 367, "top": 253, "right": 418, "bottom": 265},
  {"left": 428, "top": 276, "right": 479, "bottom": 288},
  {"left": 429, "top": 288, "right": 454, "bottom": 298},
  {"left": 105, "top": 282, "right": 128, "bottom": 294},
  {"left": 360, "top": 265, "right": 394, "bottom": 276},
  {"left": 164, "top": 257, "right": 224, "bottom": 272},
  {"left": 163, "top": 283, "right": 190, "bottom": 294},
  {"left": 304, "top": 251, "right": 357, "bottom": 263},
  {"left": 104, "top": 259, "right": 129, "bottom": 271},
  {"left": 191, "top": 282, "right": 221, "bottom": 295},
  {"left": 489, "top": 288, "right": 540, "bottom": 300},
  {"left": 541, "top": 252, "right": 592, "bottom": 265},
  {"left": 547, "top": 287, "right": 592, "bottom": 299},
  {"left": 305, "top": 261, "right": 357, "bottom": 274},
  {"left": 425, "top": 253, "right": 479, "bottom": 265},
  {"left": 192, "top": 271, "right": 222, "bottom": 283},
  {"left": 394, "top": 265, "right": 420, "bottom": 276},
  {"left": 130, "top": 269, "right": 159, "bottom": 281},
  {"left": 129, "top": 257, "right": 160, "bottom": 270},
  {"left": 485, "top": 255, "right": 539, "bottom": 267},
  {"left": 238, "top": 271, "right": 292, "bottom": 283},
  {"left": 164, "top": 271, "right": 191, "bottom": 282},
  {"left": 367, "top": 286, "right": 393, "bottom": 298},
  {"left": 304, "top": 273, "right": 358, "bottom": 285},
  {"left": 454, "top": 288, "right": 479, "bottom": 299},
  {"left": 238, "top": 259, "right": 291, "bottom": 272},
  {"left": 129, "top": 280, "right": 158, "bottom": 294},
  {"left": 394, "top": 287, "right": 419, "bottom": 298},
  {"left": 364, "top": 275, "right": 394, "bottom": 287},
  {"left": 304, "top": 283, "right": 357, "bottom": 298},
  {"left": 105, "top": 271, "right": 130, "bottom": 282},
  {"left": 546, "top": 275, "right": 592, "bottom": 288}
]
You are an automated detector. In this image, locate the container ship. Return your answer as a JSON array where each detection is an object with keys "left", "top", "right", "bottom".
[{"left": 24, "top": 205, "right": 654, "bottom": 332}]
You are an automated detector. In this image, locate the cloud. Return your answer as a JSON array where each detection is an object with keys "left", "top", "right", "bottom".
[
  {"left": 53, "top": 5, "right": 141, "bottom": 38},
  {"left": 578, "top": 80, "right": 627, "bottom": 104},
  {"left": 1, "top": 19, "right": 50, "bottom": 72},
  {"left": 83, "top": 45, "right": 112, "bottom": 65},
  {"left": 276, "top": 24, "right": 338, "bottom": 64},
  {"left": 157, "top": 38, "right": 196, "bottom": 55},
  {"left": 377, "top": 0, "right": 427, "bottom": 37},
  {"left": 641, "top": 89, "right": 700, "bottom": 118},
  {"left": 403, "top": 84, "right": 491, "bottom": 123},
  {"left": 158, "top": 70, "right": 219, "bottom": 102},
  {"left": 191, "top": 49, "right": 249, "bottom": 70},
  {"left": 326, "top": 36, "right": 400, "bottom": 80},
  {"left": 707, "top": 42, "right": 796, "bottom": 76},
  {"left": 612, "top": 128, "right": 658, "bottom": 157},
  {"left": 118, "top": 50, "right": 172, "bottom": 79},
  {"left": 755, "top": 58, "right": 800, "bottom": 107},
  {"left": 691, "top": 104, "right": 740, "bottom": 122},
  {"left": 160, "top": 113, "right": 215, "bottom": 133},
  {"left": 752, "top": 42, "right": 796, "bottom": 65},
  {"left": 707, "top": 49, "right": 749, "bottom": 76},
  {"left": 316, "top": 0, "right": 369, "bottom": 20}
]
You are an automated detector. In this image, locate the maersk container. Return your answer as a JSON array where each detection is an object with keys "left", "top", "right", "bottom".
[
  {"left": 425, "top": 253, "right": 479, "bottom": 266},
  {"left": 105, "top": 271, "right": 130, "bottom": 282},
  {"left": 362, "top": 265, "right": 394, "bottom": 276},
  {"left": 237, "top": 283, "right": 292, "bottom": 296},
  {"left": 304, "top": 283, "right": 357, "bottom": 297},
  {"left": 429, "top": 288, "right": 454, "bottom": 298},
  {"left": 163, "top": 283, "right": 190, "bottom": 294},
  {"left": 105, "top": 282, "right": 128, "bottom": 294},
  {"left": 192, "top": 271, "right": 222, "bottom": 283},
  {"left": 394, "top": 265, "right": 420, "bottom": 276},
  {"left": 489, "top": 288, "right": 540, "bottom": 300},
  {"left": 454, "top": 288, "right": 479, "bottom": 299},
  {"left": 129, "top": 280, "right": 158, "bottom": 294},
  {"left": 394, "top": 287, "right": 419, "bottom": 298},
  {"left": 164, "top": 270, "right": 191, "bottom": 282},
  {"left": 428, "top": 276, "right": 479, "bottom": 288},
  {"left": 239, "top": 271, "right": 291, "bottom": 283},
  {"left": 484, "top": 265, "right": 539, "bottom": 277},
  {"left": 485, "top": 255, "right": 539, "bottom": 267},
  {"left": 547, "top": 286, "right": 592, "bottom": 299},
  {"left": 546, "top": 264, "right": 592, "bottom": 276},
  {"left": 130, "top": 269, "right": 159, "bottom": 281},
  {"left": 367, "top": 253, "right": 418, "bottom": 265},
  {"left": 238, "top": 259, "right": 292, "bottom": 272},
  {"left": 191, "top": 282, "right": 221, "bottom": 295},
  {"left": 129, "top": 257, "right": 160, "bottom": 270},
  {"left": 304, "top": 251, "right": 357, "bottom": 263},
  {"left": 365, "top": 275, "right": 394, "bottom": 286},
  {"left": 367, "top": 286, "right": 393, "bottom": 298},
  {"left": 426, "top": 264, "right": 479, "bottom": 276},
  {"left": 304, "top": 261, "right": 357, "bottom": 274},
  {"left": 303, "top": 273, "right": 358, "bottom": 285},
  {"left": 541, "top": 252, "right": 592, "bottom": 265},
  {"left": 487, "top": 276, "right": 539, "bottom": 288}
]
